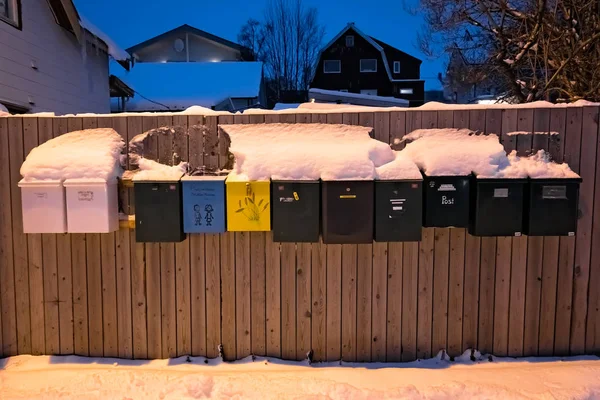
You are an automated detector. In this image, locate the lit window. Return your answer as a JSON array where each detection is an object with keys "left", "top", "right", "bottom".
[
  {"left": 346, "top": 35, "right": 354, "bottom": 47},
  {"left": 399, "top": 88, "right": 413, "bottom": 95},
  {"left": 360, "top": 59, "right": 377, "bottom": 73},
  {"left": 394, "top": 61, "right": 401, "bottom": 74},
  {"left": 0, "top": 0, "right": 19, "bottom": 27},
  {"left": 324, "top": 60, "right": 341, "bottom": 74}
]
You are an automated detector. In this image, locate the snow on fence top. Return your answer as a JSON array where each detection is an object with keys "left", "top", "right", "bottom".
[
  {"left": 219, "top": 123, "right": 421, "bottom": 181},
  {"left": 402, "top": 128, "right": 579, "bottom": 179},
  {"left": 402, "top": 129, "right": 509, "bottom": 177},
  {"left": 20, "top": 128, "right": 124, "bottom": 181},
  {"left": 481, "top": 150, "right": 580, "bottom": 179}
]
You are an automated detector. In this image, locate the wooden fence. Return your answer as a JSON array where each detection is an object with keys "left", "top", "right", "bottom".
[{"left": 1, "top": 106, "right": 600, "bottom": 363}]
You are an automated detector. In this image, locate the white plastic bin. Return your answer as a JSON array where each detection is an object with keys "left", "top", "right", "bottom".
[
  {"left": 18, "top": 179, "right": 67, "bottom": 233},
  {"left": 63, "top": 178, "right": 119, "bottom": 233}
]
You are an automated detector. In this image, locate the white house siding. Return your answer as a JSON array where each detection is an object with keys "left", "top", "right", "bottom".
[{"left": 0, "top": 0, "right": 110, "bottom": 114}]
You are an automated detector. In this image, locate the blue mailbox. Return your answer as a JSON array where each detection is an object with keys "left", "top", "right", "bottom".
[{"left": 181, "top": 176, "right": 227, "bottom": 233}]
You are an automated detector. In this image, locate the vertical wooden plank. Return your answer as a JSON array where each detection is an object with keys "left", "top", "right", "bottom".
[
  {"left": 311, "top": 113, "right": 328, "bottom": 124},
  {"left": 0, "top": 117, "right": 17, "bottom": 357},
  {"left": 220, "top": 232, "right": 235, "bottom": 359},
  {"left": 402, "top": 241, "right": 418, "bottom": 361},
  {"left": 326, "top": 244, "right": 342, "bottom": 361},
  {"left": 281, "top": 242, "right": 296, "bottom": 360},
  {"left": 462, "top": 233, "right": 480, "bottom": 351},
  {"left": 478, "top": 237, "right": 496, "bottom": 354},
  {"left": 389, "top": 111, "right": 406, "bottom": 150},
  {"left": 205, "top": 233, "right": 221, "bottom": 358},
  {"left": 356, "top": 243, "right": 372, "bottom": 362},
  {"left": 501, "top": 110, "right": 518, "bottom": 149},
  {"left": 111, "top": 117, "right": 133, "bottom": 359},
  {"left": 516, "top": 109, "right": 534, "bottom": 156},
  {"left": 265, "top": 233, "right": 281, "bottom": 358},
  {"left": 493, "top": 237, "right": 512, "bottom": 357},
  {"left": 555, "top": 107, "right": 583, "bottom": 355},
  {"left": 236, "top": 232, "right": 251, "bottom": 358},
  {"left": 127, "top": 116, "right": 148, "bottom": 359},
  {"left": 437, "top": 110, "right": 453, "bottom": 128},
  {"left": 432, "top": 228, "right": 449, "bottom": 356},
  {"left": 386, "top": 242, "right": 402, "bottom": 362},
  {"left": 570, "top": 106, "right": 597, "bottom": 355},
  {"left": 311, "top": 239, "right": 326, "bottom": 361},
  {"left": 586, "top": 107, "right": 600, "bottom": 354},
  {"left": 22, "top": 118, "right": 44, "bottom": 355},
  {"left": 36, "top": 118, "right": 59, "bottom": 355},
  {"left": 421, "top": 111, "right": 437, "bottom": 129},
  {"left": 447, "top": 229, "right": 465, "bottom": 357},
  {"left": 372, "top": 242, "right": 388, "bottom": 362},
  {"left": 188, "top": 114, "right": 207, "bottom": 358},
  {"left": 141, "top": 116, "right": 162, "bottom": 360},
  {"left": 405, "top": 111, "right": 422, "bottom": 133},
  {"left": 373, "top": 112, "right": 390, "bottom": 143},
  {"left": 251, "top": 232, "right": 267, "bottom": 356},
  {"left": 453, "top": 110, "right": 470, "bottom": 130},
  {"left": 508, "top": 236, "right": 527, "bottom": 356},
  {"left": 469, "top": 109, "right": 486, "bottom": 132},
  {"left": 172, "top": 116, "right": 191, "bottom": 357},
  {"left": 65, "top": 118, "right": 87, "bottom": 357},
  {"left": 81, "top": 117, "right": 103, "bottom": 358},
  {"left": 296, "top": 242, "right": 311, "bottom": 360},
  {"left": 417, "top": 228, "right": 434, "bottom": 359},
  {"left": 538, "top": 239, "right": 559, "bottom": 355},
  {"left": 341, "top": 244, "right": 357, "bottom": 362}
]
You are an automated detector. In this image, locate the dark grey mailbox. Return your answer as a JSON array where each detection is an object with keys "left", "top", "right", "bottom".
[
  {"left": 423, "top": 175, "right": 471, "bottom": 228},
  {"left": 134, "top": 176, "right": 185, "bottom": 243},
  {"left": 374, "top": 179, "right": 422, "bottom": 242},
  {"left": 271, "top": 180, "right": 320, "bottom": 242},
  {"left": 525, "top": 178, "right": 581, "bottom": 236},
  {"left": 470, "top": 178, "right": 526, "bottom": 236},
  {"left": 322, "top": 181, "right": 374, "bottom": 244}
]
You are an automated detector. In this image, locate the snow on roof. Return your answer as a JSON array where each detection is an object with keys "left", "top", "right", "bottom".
[
  {"left": 113, "top": 62, "right": 263, "bottom": 112},
  {"left": 273, "top": 103, "right": 302, "bottom": 111},
  {"left": 417, "top": 99, "right": 599, "bottom": 110},
  {"left": 220, "top": 123, "right": 419, "bottom": 181},
  {"left": 401, "top": 129, "right": 509, "bottom": 176},
  {"left": 20, "top": 128, "right": 124, "bottom": 181},
  {"left": 482, "top": 150, "right": 580, "bottom": 179},
  {"left": 244, "top": 101, "right": 400, "bottom": 115},
  {"left": 309, "top": 88, "right": 410, "bottom": 107},
  {"left": 79, "top": 16, "right": 130, "bottom": 62}
]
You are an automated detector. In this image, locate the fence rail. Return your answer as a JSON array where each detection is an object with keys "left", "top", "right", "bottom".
[{"left": 1, "top": 106, "right": 599, "bottom": 362}]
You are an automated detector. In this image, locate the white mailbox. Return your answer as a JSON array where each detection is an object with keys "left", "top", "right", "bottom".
[
  {"left": 63, "top": 178, "right": 119, "bottom": 233},
  {"left": 18, "top": 179, "right": 67, "bottom": 233}
]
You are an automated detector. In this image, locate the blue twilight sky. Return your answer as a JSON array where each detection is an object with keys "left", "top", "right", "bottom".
[{"left": 74, "top": 0, "right": 445, "bottom": 90}]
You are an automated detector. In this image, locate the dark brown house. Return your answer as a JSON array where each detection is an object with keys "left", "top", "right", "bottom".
[{"left": 310, "top": 23, "right": 424, "bottom": 106}]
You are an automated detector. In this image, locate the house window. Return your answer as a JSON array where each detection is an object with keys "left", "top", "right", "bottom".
[
  {"left": 360, "top": 89, "right": 378, "bottom": 96},
  {"left": 399, "top": 88, "right": 414, "bottom": 95},
  {"left": 360, "top": 59, "right": 377, "bottom": 73},
  {"left": 0, "top": 0, "right": 20, "bottom": 28},
  {"left": 346, "top": 35, "right": 354, "bottom": 47},
  {"left": 324, "top": 60, "right": 341, "bottom": 74},
  {"left": 393, "top": 61, "right": 401, "bottom": 74}
]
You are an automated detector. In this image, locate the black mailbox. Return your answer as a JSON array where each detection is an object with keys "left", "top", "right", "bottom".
[
  {"left": 322, "top": 181, "right": 374, "bottom": 244},
  {"left": 423, "top": 175, "right": 471, "bottom": 228},
  {"left": 525, "top": 178, "right": 581, "bottom": 236},
  {"left": 271, "top": 180, "right": 320, "bottom": 242},
  {"left": 134, "top": 179, "right": 186, "bottom": 242},
  {"left": 469, "top": 178, "right": 526, "bottom": 236},
  {"left": 375, "top": 180, "right": 422, "bottom": 242}
]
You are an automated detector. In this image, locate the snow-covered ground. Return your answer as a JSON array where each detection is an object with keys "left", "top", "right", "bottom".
[{"left": 2, "top": 353, "right": 600, "bottom": 399}]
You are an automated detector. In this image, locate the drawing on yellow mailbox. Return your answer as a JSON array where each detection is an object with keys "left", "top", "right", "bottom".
[{"left": 234, "top": 187, "right": 269, "bottom": 222}]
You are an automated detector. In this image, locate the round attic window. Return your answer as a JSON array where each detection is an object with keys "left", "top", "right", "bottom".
[{"left": 173, "top": 38, "right": 185, "bottom": 53}]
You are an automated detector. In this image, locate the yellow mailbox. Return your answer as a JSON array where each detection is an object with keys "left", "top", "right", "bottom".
[{"left": 226, "top": 179, "right": 271, "bottom": 231}]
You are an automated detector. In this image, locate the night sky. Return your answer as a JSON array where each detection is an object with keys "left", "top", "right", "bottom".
[{"left": 74, "top": 0, "right": 444, "bottom": 90}]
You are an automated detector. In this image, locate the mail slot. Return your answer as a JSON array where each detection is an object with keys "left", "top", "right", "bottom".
[
  {"left": 226, "top": 179, "right": 271, "bottom": 231},
  {"left": 322, "top": 181, "right": 373, "bottom": 244},
  {"left": 423, "top": 175, "right": 471, "bottom": 228},
  {"left": 63, "top": 178, "right": 119, "bottom": 233},
  {"left": 18, "top": 179, "right": 67, "bottom": 233},
  {"left": 375, "top": 179, "right": 422, "bottom": 242},
  {"left": 525, "top": 178, "right": 581, "bottom": 236},
  {"left": 181, "top": 175, "right": 226, "bottom": 233},
  {"left": 271, "top": 180, "right": 320, "bottom": 242},
  {"left": 469, "top": 178, "right": 526, "bottom": 236},
  {"left": 134, "top": 176, "right": 185, "bottom": 242}
]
